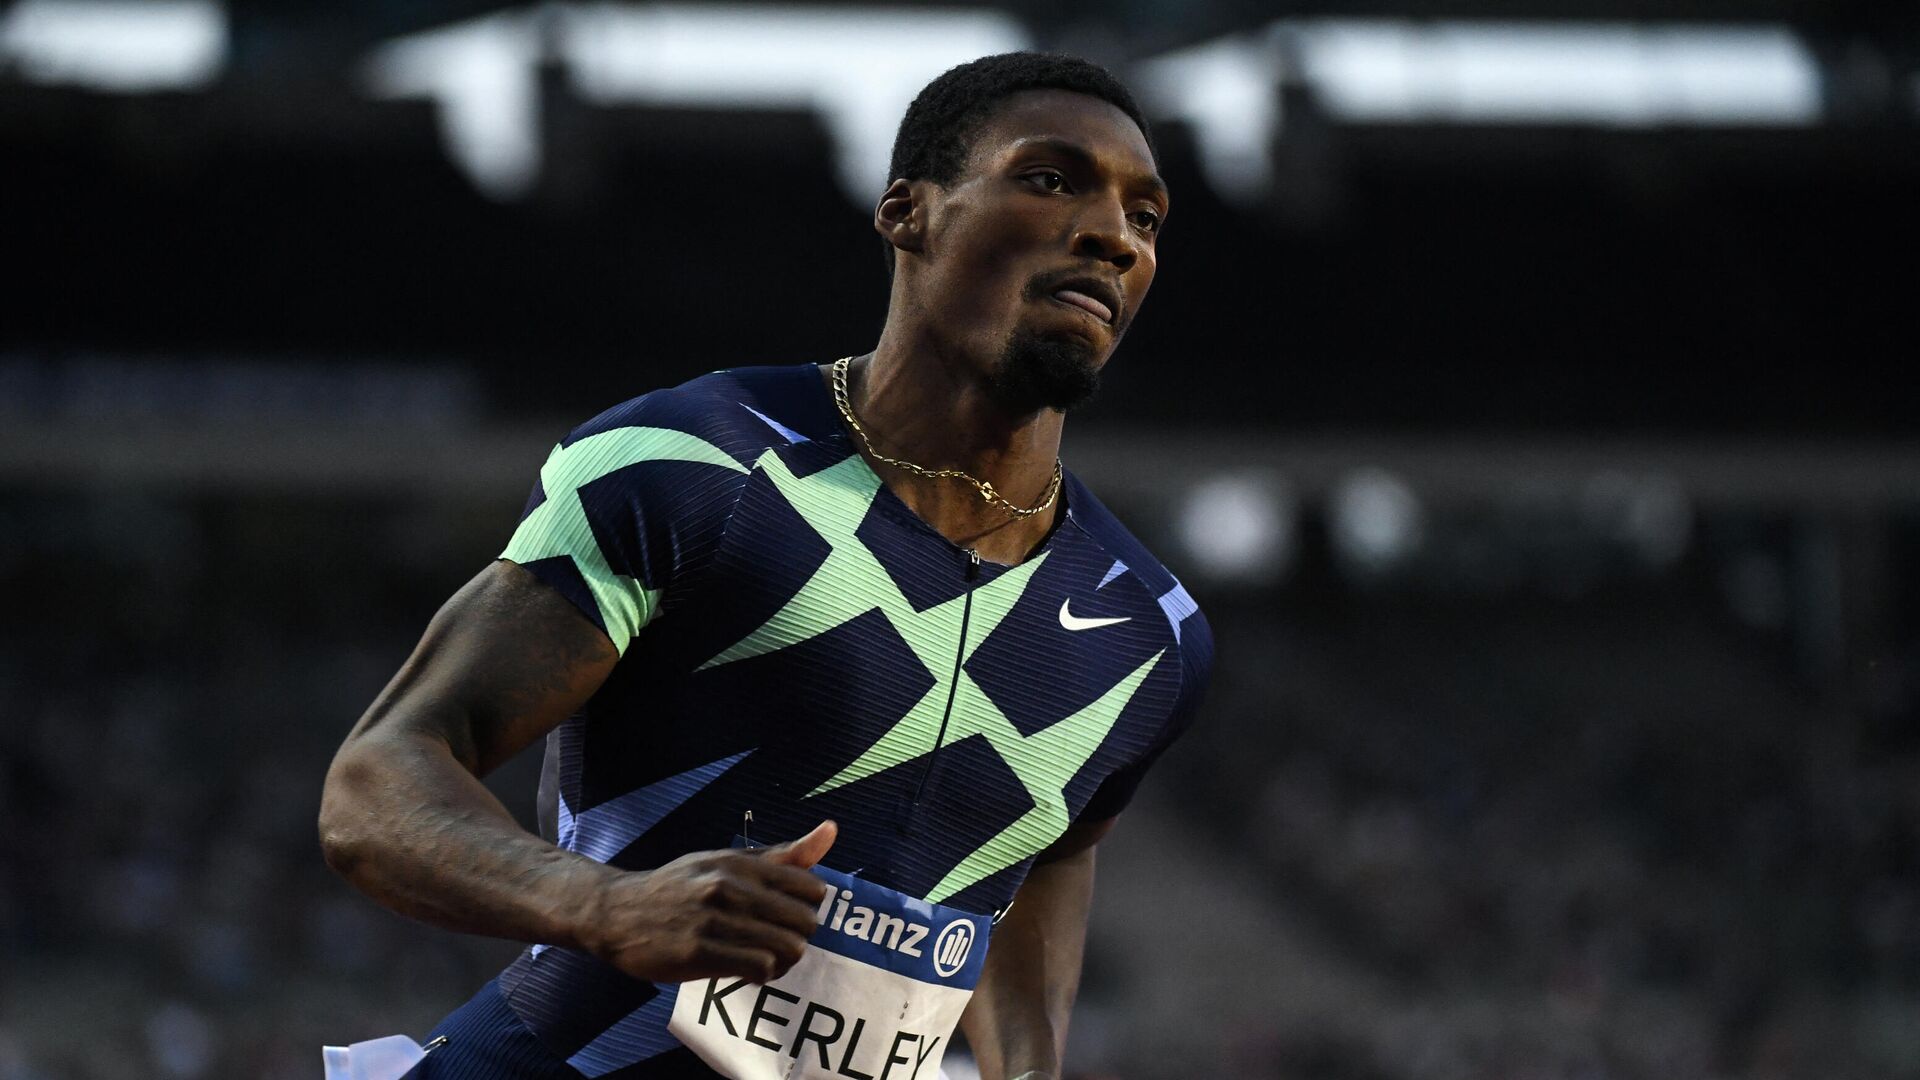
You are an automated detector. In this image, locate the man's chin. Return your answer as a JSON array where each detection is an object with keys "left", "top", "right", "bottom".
[{"left": 987, "top": 331, "right": 1104, "bottom": 415}]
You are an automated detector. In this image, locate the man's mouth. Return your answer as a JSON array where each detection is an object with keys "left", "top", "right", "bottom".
[
  {"left": 1051, "top": 288, "right": 1114, "bottom": 323},
  {"left": 1045, "top": 277, "right": 1121, "bottom": 325}
]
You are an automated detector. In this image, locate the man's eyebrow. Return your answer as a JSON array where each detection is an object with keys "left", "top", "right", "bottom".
[{"left": 1011, "top": 136, "right": 1169, "bottom": 202}]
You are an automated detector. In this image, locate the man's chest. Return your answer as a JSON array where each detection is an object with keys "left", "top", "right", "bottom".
[{"left": 641, "top": 447, "right": 1184, "bottom": 902}]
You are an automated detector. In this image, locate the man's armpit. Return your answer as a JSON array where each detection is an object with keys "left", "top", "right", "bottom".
[{"left": 1033, "top": 816, "right": 1115, "bottom": 864}]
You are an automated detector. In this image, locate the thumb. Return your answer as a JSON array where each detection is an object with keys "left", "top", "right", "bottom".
[{"left": 758, "top": 820, "right": 837, "bottom": 869}]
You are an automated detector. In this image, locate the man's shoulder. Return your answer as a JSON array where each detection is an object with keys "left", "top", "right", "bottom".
[
  {"left": 1063, "top": 472, "right": 1211, "bottom": 667},
  {"left": 1062, "top": 472, "right": 1185, "bottom": 599},
  {"left": 560, "top": 362, "right": 841, "bottom": 462}
]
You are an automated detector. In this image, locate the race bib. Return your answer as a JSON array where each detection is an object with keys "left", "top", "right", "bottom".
[{"left": 669, "top": 864, "right": 990, "bottom": 1080}]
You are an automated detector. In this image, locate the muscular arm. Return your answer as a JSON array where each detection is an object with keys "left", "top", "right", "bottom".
[
  {"left": 958, "top": 815, "right": 1116, "bottom": 1080},
  {"left": 318, "top": 560, "right": 832, "bottom": 982},
  {"left": 319, "top": 560, "right": 622, "bottom": 945}
]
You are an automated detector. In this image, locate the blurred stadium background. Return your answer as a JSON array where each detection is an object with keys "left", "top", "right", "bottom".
[{"left": 3, "top": 0, "right": 1919, "bottom": 1076}]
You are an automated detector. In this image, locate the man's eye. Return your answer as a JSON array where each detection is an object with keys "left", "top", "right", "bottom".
[
  {"left": 1027, "top": 170, "right": 1069, "bottom": 193},
  {"left": 1131, "top": 209, "right": 1162, "bottom": 233}
]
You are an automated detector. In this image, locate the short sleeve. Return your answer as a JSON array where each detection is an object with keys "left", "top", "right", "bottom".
[
  {"left": 500, "top": 408, "right": 751, "bottom": 655},
  {"left": 1076, "top": 607, "right": 1213, "bottom": 822}
]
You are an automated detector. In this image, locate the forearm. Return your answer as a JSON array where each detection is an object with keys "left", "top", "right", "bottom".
[
  {"left": 960, "top": 844, "right": 1097, "bottom": 1080},
  {"left": 319, "top": 728, "right": 617, "bottom": 950}
]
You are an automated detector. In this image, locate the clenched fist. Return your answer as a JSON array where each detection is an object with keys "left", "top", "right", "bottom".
[{"left": 581, "top": 821, "right": 837, "bottom": 984}]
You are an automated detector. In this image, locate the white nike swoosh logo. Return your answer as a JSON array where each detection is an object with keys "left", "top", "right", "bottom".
[{"left": 1059, "top": 598, "right": 1131, "bottom": 632}]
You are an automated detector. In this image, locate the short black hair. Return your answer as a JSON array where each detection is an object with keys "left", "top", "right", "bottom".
[
  {"left": 889, "top": 51, "right": 1154, "bottom": 187},
  {"left": 882, "top": 52, "right": 1155, "bottom": 271}
]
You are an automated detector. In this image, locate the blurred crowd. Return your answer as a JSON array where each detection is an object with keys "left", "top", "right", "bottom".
[
  {"left": 1, "top": 487, "right": 1914, "bottom": 1079},
  {"left": 0, "top": 490, "right": 529, "bottom": 1078},
  {"left": 1161, "top": 581, "right": 1920, "bottom": 1080}
]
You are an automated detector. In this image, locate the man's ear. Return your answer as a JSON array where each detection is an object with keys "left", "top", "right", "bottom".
[{"left": 874, "top": 179, "right": 926, "bottom": 258}]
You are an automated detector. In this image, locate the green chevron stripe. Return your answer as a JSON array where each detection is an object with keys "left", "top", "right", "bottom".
[
  {"left": 923, "top": 649, "right": 1165, "bottom": 903},
  {"left": 502, "top": 426, "right": 745, "bottom": 654}
]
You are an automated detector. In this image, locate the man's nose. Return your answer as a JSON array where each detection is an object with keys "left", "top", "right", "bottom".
[{"left": 1070, "top": 197, "right": 1137, "bottom": 272}]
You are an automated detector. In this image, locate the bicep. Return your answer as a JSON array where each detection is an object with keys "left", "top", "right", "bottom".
[{"left": 342, "top": 559, "right": 619, "bottom": 775}]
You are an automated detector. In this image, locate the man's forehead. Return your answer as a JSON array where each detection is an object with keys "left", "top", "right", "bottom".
[{"left": 965, "top": 89, "right": 1160, "bottom": 182}]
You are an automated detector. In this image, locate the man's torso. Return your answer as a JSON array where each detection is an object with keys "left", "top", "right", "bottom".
[{"left": 482, "top": 363, "right": 1210, "bottom": 1077}]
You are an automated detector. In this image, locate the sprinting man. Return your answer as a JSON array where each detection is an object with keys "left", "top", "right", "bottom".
[{"left": 320, "top": 51, "right": 1211, "bottom": 1080}]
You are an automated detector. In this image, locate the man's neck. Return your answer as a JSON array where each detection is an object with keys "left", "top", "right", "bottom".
[{"left": 831, "top": 329, "right": 1065, "bottom": 563}]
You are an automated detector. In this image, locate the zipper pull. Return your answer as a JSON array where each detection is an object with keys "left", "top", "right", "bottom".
[{"left": 965, "top": 548, "right": 981, "bottom": 581}]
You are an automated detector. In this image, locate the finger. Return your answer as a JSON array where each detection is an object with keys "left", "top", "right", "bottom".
[
  {"left": 754, "top": 860, "right": 833, "bottom": 905},
  {"left": 737, "top": 883, "right": 825, "bottom": 938},
  {"left": 709, "top": 914, "right": 810, "bottom": 973},
  {"left": 758, "top": 820, "right": 837, "bottom": 870},
  {"left": 689, "top": 940, "right": 786, "bottom": 984}
]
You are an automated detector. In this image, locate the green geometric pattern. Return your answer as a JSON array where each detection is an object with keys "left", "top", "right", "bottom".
[
  {"left": 700, "top": 448, "right": 1164, "bottom": 902},
  {"left": 922, "top": 648, "right": 1160, "bottom": 902},
  {"left": 502, "top": 426, "right": 746, "bottom": 655}
]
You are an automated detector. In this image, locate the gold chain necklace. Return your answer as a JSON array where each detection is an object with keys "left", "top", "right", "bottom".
[{"left": 832, "top": 356, "right": 1063, "bottom": 519}]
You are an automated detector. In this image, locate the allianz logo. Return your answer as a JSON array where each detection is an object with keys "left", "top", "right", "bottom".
[{"left": 814, "top": 888, "right": 974, "bottom": 976}]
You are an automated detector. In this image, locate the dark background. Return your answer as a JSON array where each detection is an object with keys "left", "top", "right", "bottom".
[
  {"left": 2, "top": 1, "right": 1918, "bottom": 1077},
  {"left": 7, "top": 1, "right": 1919, "bottom": 433}
]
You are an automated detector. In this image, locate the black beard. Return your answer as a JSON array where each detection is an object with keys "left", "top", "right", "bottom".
[{"left": 985, "top": 328, "right": 1102, "bottom": 415}]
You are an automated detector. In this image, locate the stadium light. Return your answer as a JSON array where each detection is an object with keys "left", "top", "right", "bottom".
[
  {"left": 559, "top": 3, "right": 1029, "bottom": 202},
  {"left": 363, "top": 9, "right": 546, "bottom": 200},
  {"left": 0, "top": 0, "right": 226, "bottom": 92},
  {"left": 1329, "top": 467, "right": 1424, "bottom": 576},
  {"left": 364, "top": 3, "right": 1029, "bottom": 203},
  {"left": 1289, "top": 20, "right": 1820, "bottom": 127},
  {"left": 1129, "top": 18, "right": 1821, "bottom": 208},
  {"left": 1176, "top": 474, "right": 1294, "bottom": 584},
  {"left": 360, "top": 7, "right": 1824, "bottom": 206},
  {"left": 1135, "top": 35, "right": 1280, "bottom": 208}
]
